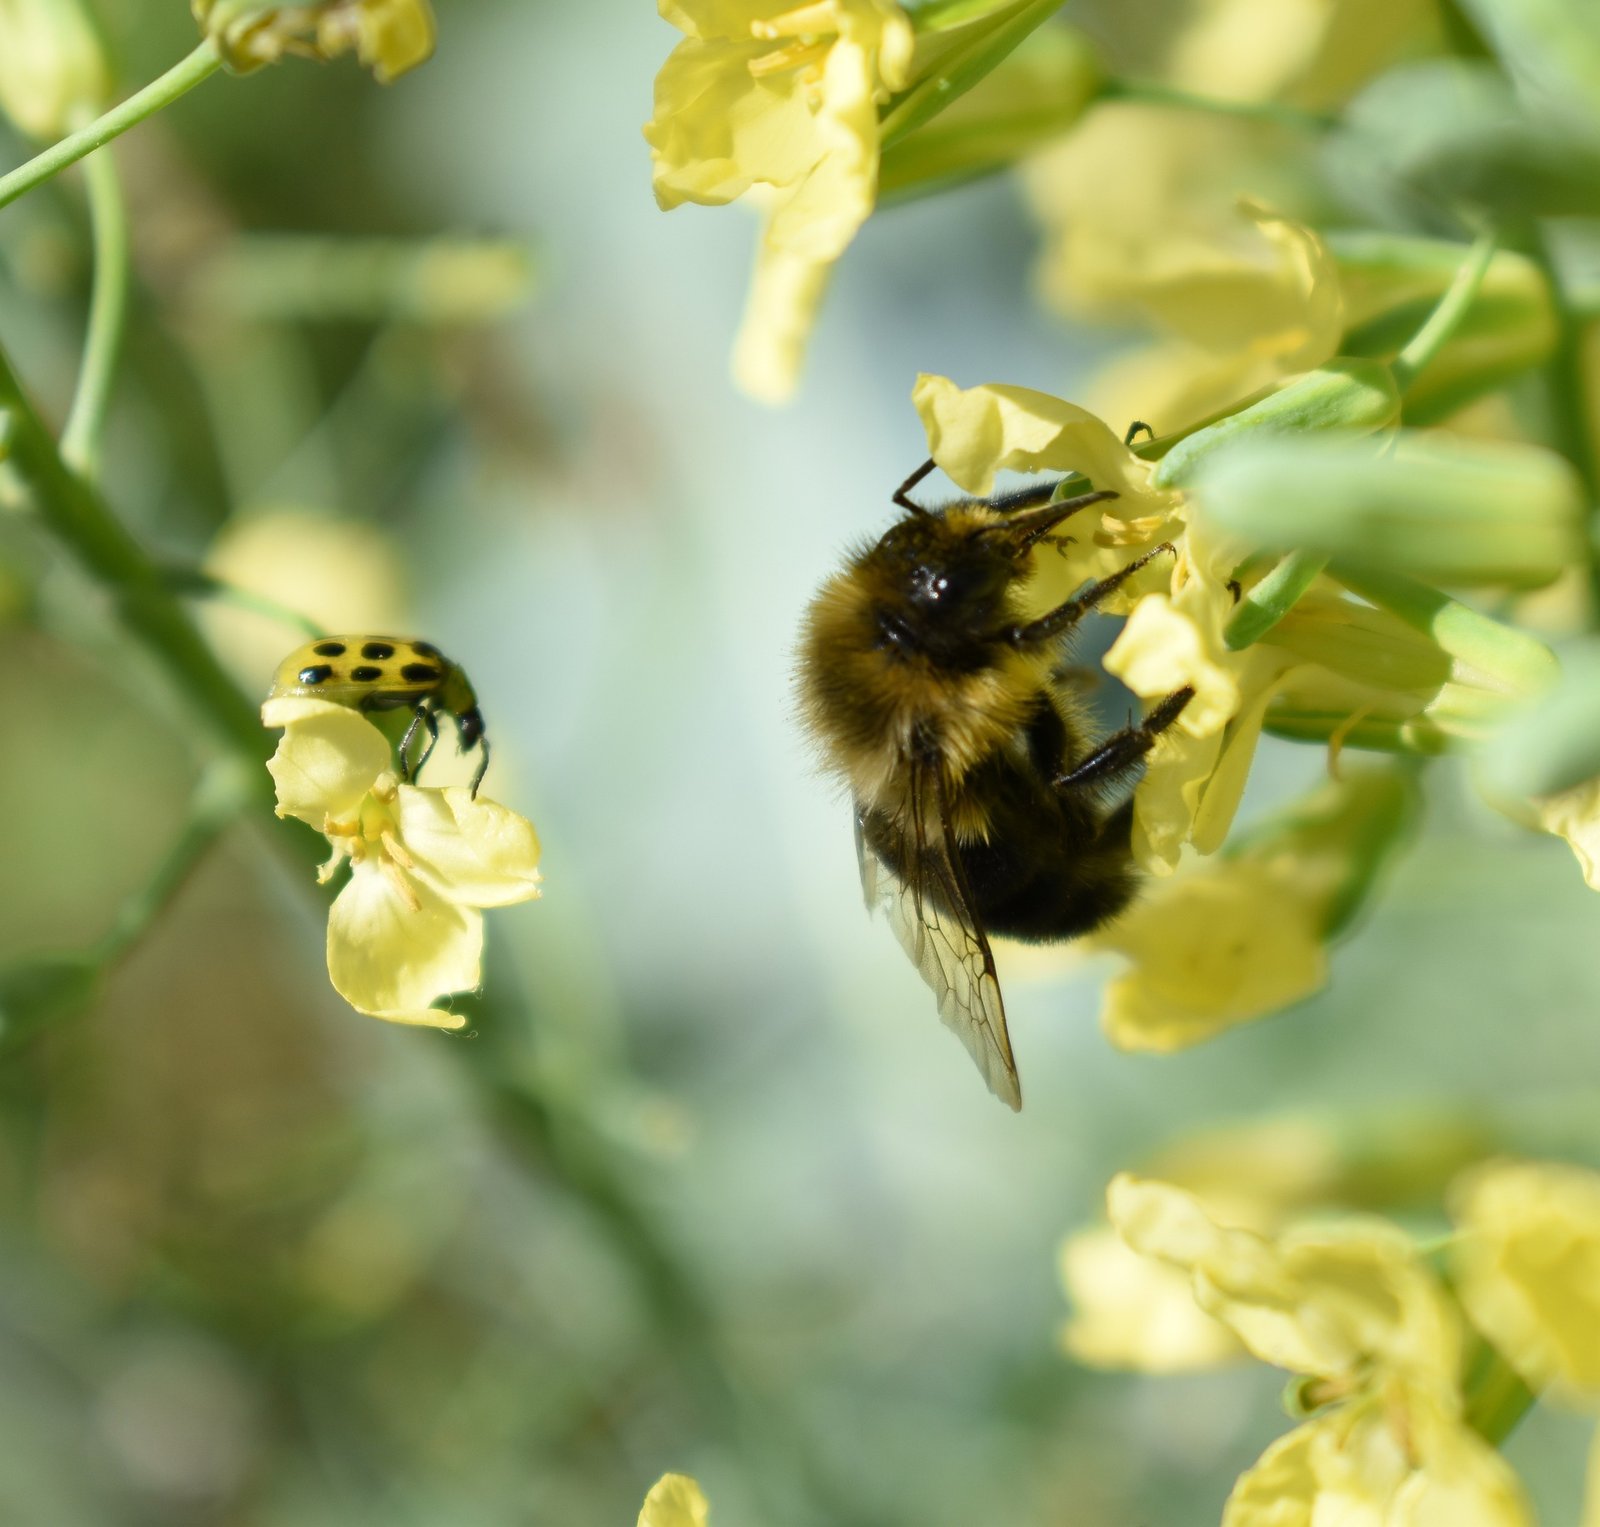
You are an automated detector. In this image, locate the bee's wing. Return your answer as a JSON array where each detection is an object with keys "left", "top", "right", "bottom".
[{"left": 855, "top": 766, "right": 1022, "bottom": 1111}]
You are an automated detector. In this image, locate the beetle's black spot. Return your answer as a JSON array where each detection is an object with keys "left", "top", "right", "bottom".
[
  {"left": 313, "top": 641, "right": 346, "bottom": 657},
  {"left": 351, "top": 666, "right": 384, "bottom": 682},
  {"left": 401, "top": 663, "right": 442, "bottom": 684},
  {"left": 298, "top": 664, "right": 334, "bottom": 685},
  {"left": 411, "top": 641, "right": 442, "bottom": 660},
  {"left": 362, "top": 641, "right": 396, "bottom": 660}
]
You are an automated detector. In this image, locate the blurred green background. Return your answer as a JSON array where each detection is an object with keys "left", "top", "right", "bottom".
[{"left": 1, "top": 2, "right": 1598, "bottom": 1523}]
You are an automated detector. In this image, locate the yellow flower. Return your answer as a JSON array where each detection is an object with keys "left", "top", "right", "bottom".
[
  {"left": 1108, "top": 1175, "right": 1533, "bottom": 1527},
  {"left": 645, "top": 0, "right": 913, "bottom": 401},
  {"left": 192, "top": 0, "right": 436, "bottom": 81},
  {"left": 639, "top": 1472, "right": 710, "bottom": 1527},
  {"left": 263, "top": 697, "right": 541, "bottom": 1027},
  {"left": 1088, "top": 855, "right": 1328, "bottom": 1053},
  {"left": 1452, "top": 1159, "right": 1600, "bottom": 1399},
  {"left": 0, "top": 0, "right": 109, "bottom": 140}
]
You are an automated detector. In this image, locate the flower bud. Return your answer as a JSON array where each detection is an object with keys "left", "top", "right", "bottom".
[
  {"left": 1153, "top": 358, "right": 1400, "bottom": 490},
  {"left": 1196, "top": 430, "right": 1585, "bottom": 588},
  {"left": 0, "top": 0, "right": 110, "bottom": 141},
  {"left": 192, "top": 0, "right": 435, "bottom": 81}
]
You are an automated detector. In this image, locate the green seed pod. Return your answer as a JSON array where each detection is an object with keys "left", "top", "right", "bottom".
[{"left": 1196, "top": 431, "right": 1586, "bottom": 589}]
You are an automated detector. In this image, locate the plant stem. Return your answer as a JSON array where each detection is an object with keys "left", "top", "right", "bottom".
[
  {"left": 1462, "top": 1340, "right": 1539, "bottom": 1446},
  {"left": 90, "top": 761, "right": 258, "bottom": 964},
  {"left": 60, "top": 138, "right": 129, "bottom": 480},
  {"left": 160, "top": 565, "right": 323, "bottom": 637},
  {"left": 1096, "top": 77, "right": 1336, "bottom": 134},
  {"left": 0, "top": 41, "right": 222, "bottom": 214},
  {"left": 1391, "top": 230, "right": 1498, "bottom": 394},
  {"left": 0, "top": 340, "right": 268, "bottom": 765}
]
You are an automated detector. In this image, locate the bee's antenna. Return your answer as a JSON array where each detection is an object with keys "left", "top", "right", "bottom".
[{"left": 892, "top": 458, "right": 936, "bottom": 516}]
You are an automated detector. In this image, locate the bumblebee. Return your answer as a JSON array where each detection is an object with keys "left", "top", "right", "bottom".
[
  {"left": 269, "top": 635, "right": 489, "bottom": 796},
  {"left": 797, "top": 462, "right": 1192, "bottom": 1110}
]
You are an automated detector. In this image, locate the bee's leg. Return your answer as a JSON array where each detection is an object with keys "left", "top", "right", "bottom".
[
  {"left": 1124, "top": 419, "right": 1154, "bottom": 447},
  {"left": 1008, "top": 542, "right": 1177, "bottom": 647},
  {"left": 893, "top": 458, "right": 937, "bottom": 514},
  {"left": 1053, "top": 686, "right": 1195, "bottom": 794}
]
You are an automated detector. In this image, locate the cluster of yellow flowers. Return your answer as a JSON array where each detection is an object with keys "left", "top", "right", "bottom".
[
  {"left": 1061, "top": 1145, "right": 1600, "bottom": 1524},
  {"left": 192, "top": 0, "right": 435, "bottom": 81}
]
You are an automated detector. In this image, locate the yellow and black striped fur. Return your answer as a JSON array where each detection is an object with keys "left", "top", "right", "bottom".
[{"left": 796, "top": 466, "right": 1192, "bottom": 1109}]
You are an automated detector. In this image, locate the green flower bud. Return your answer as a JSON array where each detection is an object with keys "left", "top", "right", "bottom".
[
  {"left": 1154, "top": 358, "right": 1400, "bottom": 491},
  {"left": 879, "top": 26, "right": 1102, "bottom": 202},
  {"left": 0, "top": 0, "right": 110, "bottom": 141},
  {"left": 1196, "top": 430, "right": 1586, "bottom": 589}
]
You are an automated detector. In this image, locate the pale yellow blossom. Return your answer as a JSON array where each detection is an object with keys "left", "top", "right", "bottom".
[
  {"left": 263, "top": 697, "right": 540, "bottom": 1027},
  {"left": 1452, "top": 1159, "right": 1600, "bottom": 1399},
  {"left": 192, "top": 0, "right": 436, "bottom": 81},
  {"left": 1089, "top": 855, "right": 1328, "bottom": 1052},
  {"left": 645, "top": 0, "right": 913, "bottom": 401},
  {"left": 639, "top": 1472, "right": 710, "bottom": 1527},
  {"left": 1108, "top": 1175, "right": 1532, "bottom": 1527},
  {"left": 0, "top": 0, "right": 108, "bottom": 140}
]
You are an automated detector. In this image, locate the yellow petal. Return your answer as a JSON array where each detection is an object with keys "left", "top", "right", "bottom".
[
  {"left": 326, "top": 863, "right": 480, "bottom": 1025},
  {"left": 0, "top": 0, "right": 109, "bottom": 141},
  {"left": 393, "top": 786, "right": 543, "bottom": 908},
  {"left": 1104, "top": 585, "right": 1239, "bottom": 739},
  {"left": 1109, "top": 1176, "right": 1457, "bottom": 1383},
  {"left": 1392, "top": 1404, "right": 1533, "bottom": 1527},
  {"left": 1093, "top": 859, "right": 1328, "bottom": 1052},
  {"left": 731, "top": 243, "right": 830, "bottom": 404},
  {"left": 1452, "top": 1159, "right": 1600, "bottom": 1395},
  {"left": 263, "top": 698, "right": 390, "bottom": 825},
  {"left": 1221, "top": 1420, "right": 1321, "bottom": 1527},
  {"left": 1129, "top": 727, "right": 1224, "bottom": 875},
  {"left": 1534, "top": 778, "right": 1600, "bottom": 891},
  {"left": 638, "top": 1472, "right": 710, "bottom": 1527},
  {"left": 911, "top": 373, "right": 1181, "bottom": 511},
  {"left": 347, "top": 0, "right": 436, "bottom": 83},
  {"left": 1059, "top": 1225, "right": 1242, "bottom": 1372}
]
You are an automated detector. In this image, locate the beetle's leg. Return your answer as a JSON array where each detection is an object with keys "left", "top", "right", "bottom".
[
  {"left": 1054, "top": 686, "right": 1194, "bottom": 795},
  {"left": 398, "top": 702, "right": 440, "bottom": 782},
  {"left": 1124, "top": 419, "right": 1154, "bottom": 446}
]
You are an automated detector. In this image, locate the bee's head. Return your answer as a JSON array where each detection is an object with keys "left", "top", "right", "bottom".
[{"left": 868, "top": 496, "right": 1081, "bottom": 625}]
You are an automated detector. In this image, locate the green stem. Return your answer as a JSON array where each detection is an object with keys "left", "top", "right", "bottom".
[
  {"left": 0, "top": 340, "right": 267, "bottom": 764},
  {"left": 160, "top": 565, "right": 322, "bottom": 637},
  {"left": 60, "top": 137, "right": 129, "bottom": 480},
  {"left": 1096, "top": 77, "right": 1336, "bottom": 134},
  {"left": 89, "top": 761, "right": 257, "bottom": 964},
  {"left": 1391, "top": 230, "right": 1498, "bottom": 395},
  {"left": 0, "top": 41, "right": 222, "bottom": 213},
  {"left": 1226, "top": 549, "right": 1330, "bottom": 650},
  {"left": 1461, "top": 1340, "right": 1539, "bottom": 1446}
]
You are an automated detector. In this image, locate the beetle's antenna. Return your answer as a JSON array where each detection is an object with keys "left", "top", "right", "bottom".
[{"left": 892, "top": 458, "right": 936, "bottom": 517}]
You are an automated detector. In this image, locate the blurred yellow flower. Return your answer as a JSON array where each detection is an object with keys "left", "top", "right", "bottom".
[
  {"left": 645, "top": 0, "right": 913, "bottom": 401},
  {"left": 263, "top": 697, "right": 541, "bottom": 1028},
  {"left": 0, "top": 0, "right": 109, "bottom": 140},
  {"left": 1060, "top": 1224, "right": 1242, "bottom": 1371},
  {"left": 1109, "top": 1175, "right": 1532, "bottom": 1527},
  {"left": 639, "top": 1472, "right": 710, "bottom": 1527},
  {"left": 192, "top": 0, "right": 436, "bottom": 81},
  {"left": 1533, "top": 779, "right": 1600, "bottom": 892},
  {"left": 1452, "top": 1159, "right": 1600, "bottom": 1399},
  {"left": 1088, "top": 854, "right": 1327, "bottom": 1052}
]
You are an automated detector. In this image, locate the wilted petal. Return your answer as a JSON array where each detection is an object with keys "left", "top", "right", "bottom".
[
  {"left": 638, "top": 1472, "right": 710, "bottom": 1527},
  {"left": 263, "top": 698, "right": 390, "bottom": 825},
  {"left": 326, "top": 863, "right": 480, "bottom": 1026},
  {"left": 394, "top": 786, "right": 543, "bottom": 908},
  {"left": 1535, "top": 779, "right": 1600, "bottom": 891}
]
